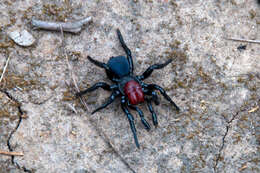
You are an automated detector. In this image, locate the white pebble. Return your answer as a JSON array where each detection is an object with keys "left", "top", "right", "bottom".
[{"left": 8, "top": 30, "right": 35, "bottom": 47}]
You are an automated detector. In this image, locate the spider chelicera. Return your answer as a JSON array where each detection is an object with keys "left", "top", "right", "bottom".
[{"left": 76, "top": 29, "right": 180, "bottom": 148}]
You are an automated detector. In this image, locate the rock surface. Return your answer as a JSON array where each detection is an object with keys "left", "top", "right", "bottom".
[{"left": 0, "top": 0, "right": 259, "bottom": 173}]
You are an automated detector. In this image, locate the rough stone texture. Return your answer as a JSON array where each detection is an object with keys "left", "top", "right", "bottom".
[{"left": 0, "top": 0, "right": 259, "bottom": 173}]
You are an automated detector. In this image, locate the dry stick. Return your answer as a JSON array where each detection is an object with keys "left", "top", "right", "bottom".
[
  {"left": 0, "top": 150, "right": 24, "bottom": 156},
  {"left": 32, "top": 17, "right": 92, "bottom": 33},
  {"left": 224, "top": 37, "right": 260, "bottom": 44},
  {"left": 0, "top": 55, "right": 10, "bottom": 83}
]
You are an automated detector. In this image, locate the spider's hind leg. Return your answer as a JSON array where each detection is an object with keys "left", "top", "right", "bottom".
[
  {"left": 150, "top": 91, "right": 160, "bottom": 105},
  {"left": 121, "top": 96, "right": 140, "bottom": 148},
  {"left": 146, "top": 98, "right": 158, "bottom": 126},
  {"left": 128, "top": 104, "right": 151, "bottom": 131},
  {"left": 147, "top": 84, "right": 180, "bottom": 111},
  {"left": 87, "top": 56, "right": 110, "bottom": 71},
  {"left": 143, "top": 88, "right": 159, "bottom": 126}
]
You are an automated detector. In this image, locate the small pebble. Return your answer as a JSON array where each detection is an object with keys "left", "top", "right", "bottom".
[{"left": 8, "top": 30, "right": 35, "bottom": 47}]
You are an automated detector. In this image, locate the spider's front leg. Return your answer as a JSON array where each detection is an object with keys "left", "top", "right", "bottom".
[
  {"left": 121, "top": 96, "right": 140, "bottom": 148},
  {"left": 116, "top": 29, "right": 134, "bottom": 74},
  {"left": 137, "top": 59, "right": 172, "bottom": 80},
  {"left": 87, "top": 56, "right": 110, "bottom": 71}
]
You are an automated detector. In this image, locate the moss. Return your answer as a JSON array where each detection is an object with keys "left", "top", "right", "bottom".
[
  {"left": 62, "top": 88, "right": 84, "bottom": 109},
  {"left": 0, "top": 109, "right": 11, "bottom": 118},
  {"left": 42, "top": 2, "right": 73, "bottom": 22},
  {"left": 250, "top": 158, "right": 260, "bottom": 165},
  {"left": 70, "top": 51, "right": 81, "bottom": 57},
  {"left": 237, "top": 77, "right": 246, "bottom": 83},
  {"left": 0, "top": 93, "right": 20, "bottom": 121},
  {"left": 5, "top": 10, "right": 16, "bottom": 27},
  {"left": 249, "top": 9, "right": 256, "bottom": 19},
  {"left": 21, "top": 7, "right": 33, "bottom": 21},
  {"left": 169, "top": 40, "right": 181, "bottom": 49},
  {"left": 230, "top": 0, "right": 237, "bottom": 5},
  {"left": 0, "top": 32, "right": 15, "bottom": 49},
  {"left": 0, "top": 42, "right": 14, "bottom": 49},
  {"left": 68, "top": 51, "right": 82, "bottom": 61},
  {"left": 0, "top": 70, "right": 40, "bottom": 91},
  {"left": 249, "top": 93, "right": 258, "bottom": 101},
  {"left": 233, "top": 134, "right": 242, "bottom": 144},
  {"left": 199, "top": 153, "right": 206, "bottom": 165},
  {"left": 165, "top": 49, "right": 188, "bottom": 64},
  {"left": 175, "top": 15, "right": 183, "bottom": 25},
  {"left": 197, "top": 66, "right": 211, "bottom": 82},
  {"left": 144, "top": 0, "right": 153, "bottom": 3},
  {"left": 62, "top": 90, "right": 75, "bottom": 101},
  {"left": 169, "top": 1, "right": 178, "bottom": 8},
  {"left": 50, "top": 84, "right": 58, "bottom": 90},
  {"left": 186, "top": 133, "right": 195, "bottom": 139},
  {"left": 177, "top": 81, "right": 187, "bottom": 88}
]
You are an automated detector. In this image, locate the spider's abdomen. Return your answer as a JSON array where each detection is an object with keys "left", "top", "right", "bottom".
[{"left": 124, "top": 80, "right": 144, "bottom": 105}]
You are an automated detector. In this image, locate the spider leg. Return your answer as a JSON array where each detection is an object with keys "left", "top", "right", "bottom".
[
  {"left": 87, "top": 56, "right": 110, "bottom": 71},
  {"left": 146, "top": 98, "right": 158, "bottom": 126},
  {"left": 147, "top": 84, "right": 180, "bottom": 111},
  {"left": 92, "top": 90, "right": 120, "bottom": 114},
  {"left": 121, "top": 96, "right": 140, "bottom": 148},
  {"left": 116, "top": 29, "right": 134, "bottom": 74},
  {"left": 128, "top": 103, "right": 151, "bottom": 131},
  {"left": 151, "top": 91, "right": 160, "bottom": 105},
  {"left": 76, "top": 82, "right": 116, "bottom": 97},
  {"left": 137, "top": 59, "right": 172, "bottom": 80},
  {"left": 142, "top": 85, "right": 160, "bottom": 105}
]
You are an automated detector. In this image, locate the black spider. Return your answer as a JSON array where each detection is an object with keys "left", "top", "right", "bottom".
[{"left": 76, "top": 29, "right": 180, "bottom": 148}]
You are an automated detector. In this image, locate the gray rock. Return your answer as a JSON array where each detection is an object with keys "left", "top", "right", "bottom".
[
  {"left": 8, "top": 30, "right": 35, "bottom": 47},
  {"left": 1, "top": 0, "right": 259, "bottom": 173}
]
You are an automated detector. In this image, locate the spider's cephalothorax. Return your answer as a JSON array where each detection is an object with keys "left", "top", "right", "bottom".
[{"left": 76, "top": 29, "right": 180, "bottom": 148}]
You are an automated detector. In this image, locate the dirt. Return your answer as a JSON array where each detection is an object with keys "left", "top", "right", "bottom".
[{"left": 0, "top": 0, "right": 259, "bottom": 173}]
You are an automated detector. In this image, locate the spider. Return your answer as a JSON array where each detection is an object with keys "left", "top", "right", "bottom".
[{"left": 76, "top": 29, "right": 180, "bottom": 148}]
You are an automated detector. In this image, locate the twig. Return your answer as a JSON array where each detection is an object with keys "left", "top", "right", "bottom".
[
  {"left": 60, "top": 26, "right": 89, "bottom": 111},
  {"left": 224, "top": 37, "right": 260, "bottom": 44},
  {"left": 32, "top": 17, "right": 92, "bottom": 33},
  {"left": 67, "top": 103, "right": 78, "bottom": 114},
  {"left": 0, "top": 150, "right": 24, "bottom": 156},
  {"left": 0, "top": 55, "right": 10, "bottom": 83},
  {"left": 248, "top": 106, "right": 259, "bottom": 113}
]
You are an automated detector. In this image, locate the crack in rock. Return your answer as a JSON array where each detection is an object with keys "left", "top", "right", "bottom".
[
  {"left": 0, "top": 90, "right": 33, "bottom": 173},
  {"left": 213, "top": 124, "right": 229, "bottom": 172},
  {"left": 213, "top": 110, "right": 244, "bottom": 172},
  {"left": 1, "top": 88, "right": 135, "bottom": 173}
]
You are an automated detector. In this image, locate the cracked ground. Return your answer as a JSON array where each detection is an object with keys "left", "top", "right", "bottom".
[{"left": 0, "top": 0, "right": 259, "bottom": 173}]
